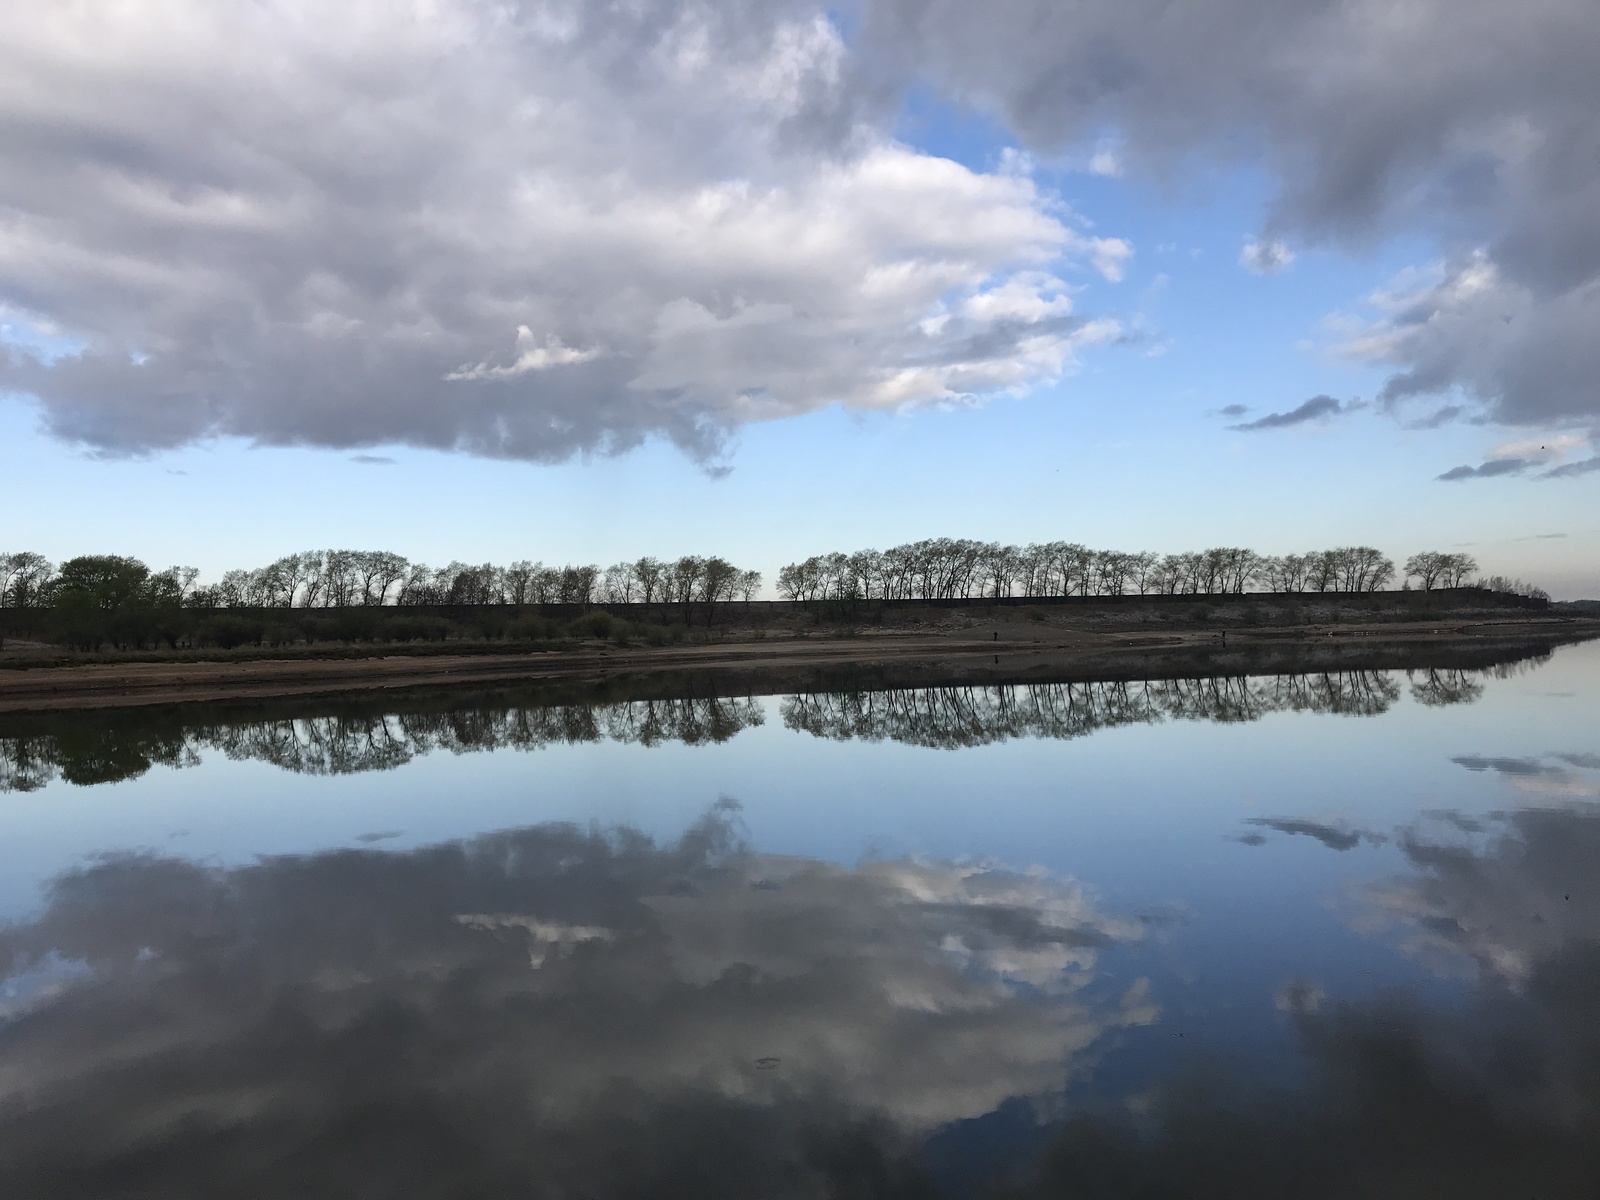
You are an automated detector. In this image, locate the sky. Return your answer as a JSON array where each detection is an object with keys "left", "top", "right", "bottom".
[{"left": 2, "top": 0, "right": 1597, "bottom": 597}]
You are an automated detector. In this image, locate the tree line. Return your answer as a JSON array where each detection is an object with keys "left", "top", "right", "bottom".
[
  {"left": 0, "top": 550, "right": 762, "bottom": 611},
  {"left": 774, "top": 541, "right": 1540, "bottom": 601},
  {"left": 1, "top": 543, "right": 1549, "bottom": 619}
]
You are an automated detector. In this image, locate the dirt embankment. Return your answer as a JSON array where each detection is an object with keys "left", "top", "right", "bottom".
[{"left": 0, "top": 616, "right": 1594, "bottom": 714}]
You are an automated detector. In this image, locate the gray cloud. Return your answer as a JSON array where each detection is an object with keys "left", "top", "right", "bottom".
[
  {"left": 1406, "top": 404, "right": 1464, "bottom": 430},
  {"left": 1543, "top": 456, "right": 1600, "bottom": 479},
  {"left": 1437, "top": 458, "right": 1528, "bottom": 481},
  {"left": 1241, "top": 816, "right": 1384, "bottom": 853},
  {"left": 0, "top": 805, "right": 1153, "bottom": 1193},
  {"left": 1215, "top": 403, "right": 1250, "bottom": 417},
  {"left": 0, "top": 2, "right": 1125, "bottom": 464},
  {"left": 1239, "top": 238, "right": 1294, "bottom": 274},
  {"left": 1228, "top": 394, "right": 1343, "bottom": 432},
  {"left": 1368, "top": 805, "right": 1600, "bottom": 985},
  {"left": 1557, "top": 752, "right": 1600, "bottom": 769},
  {"left": 1451, "top": 754, "right": 1556, "bottom": 776},
  {"left": 349, "top": 454, "right": 395, "bottom": 466},
  {"left": 861, "top": 0, "right": 1600, "bottom": 431}
]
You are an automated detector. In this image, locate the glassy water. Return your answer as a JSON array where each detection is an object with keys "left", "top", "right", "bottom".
[{"left": 2, "top": 642, "right": 1598, "bottom": 1196}]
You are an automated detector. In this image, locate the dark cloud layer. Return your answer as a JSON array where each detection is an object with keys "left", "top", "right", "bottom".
[{"left": 864, "top": 0, "right": 1600, "bottom": 431}]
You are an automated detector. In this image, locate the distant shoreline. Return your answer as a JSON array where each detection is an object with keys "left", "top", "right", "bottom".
[{"left": 1, "top": 614, "right": 1593, "bottom": 715}]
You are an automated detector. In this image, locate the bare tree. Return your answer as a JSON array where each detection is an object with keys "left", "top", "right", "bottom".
[
  {"left": 601, "top": 562, "right": 636, "bottom": 605},
  {"left": 1, "top": 552, "right": 54, "bottom": 607},
  {"left": 1404, "top": 551, "right": 1450, "bottom": 591},
  {"left": 1443, "top": 553, "right": 1479, "bottom": 587},
  {"left": 503, "top": 561, "right": 536, "bottom": 606},
  {"left": 631, "top": 557, "right": 664, "bottom": 605}
]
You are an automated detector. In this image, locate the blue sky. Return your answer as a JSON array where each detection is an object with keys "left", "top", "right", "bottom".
[{"left": 2, "top": 2, "right": 1596, "bottom": 596}]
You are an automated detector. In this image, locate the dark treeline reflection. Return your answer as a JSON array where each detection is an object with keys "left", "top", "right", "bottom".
[
  {"left": 783, "top": 667, "right": 1497, "bottom": 749},
  {"left": 3, "top": 802, "right": 1599, "bottom": 1197},
  {"left": 0, "top": 662, "right": 1529, "bottom": 793},
  {"left": 0, "top": 695, "right": 765, "bottom": 793}
]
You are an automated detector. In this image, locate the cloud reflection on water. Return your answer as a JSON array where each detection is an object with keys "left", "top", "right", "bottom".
[{"left": 0, "top": 803, "right": 1152, "bottom": 1195}]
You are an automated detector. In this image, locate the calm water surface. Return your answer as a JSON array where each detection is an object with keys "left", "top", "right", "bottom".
[{"left": 2, "top": 643, "right": 1598, "bottom": 1196}]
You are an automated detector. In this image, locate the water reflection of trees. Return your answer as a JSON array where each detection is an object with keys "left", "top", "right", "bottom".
[
  {"left": 0, "top": 663, "right": 1508, "bottom": 792},
  {"left": 782, "top": 671, "right": 1412, "bottom": 749},
  {"left": 0, "top": 695, "right": 764, "bottom": 792}
]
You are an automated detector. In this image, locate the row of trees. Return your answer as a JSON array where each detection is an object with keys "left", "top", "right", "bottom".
[
  {"left": 2, "top": 544, "right": 1543, "bottom": 613},
  {"left": 0, "top": 551, "right": 761, "bottom": 612},
  {"left": 775, "top": 541, "right": 1497, "bottom": 601}
]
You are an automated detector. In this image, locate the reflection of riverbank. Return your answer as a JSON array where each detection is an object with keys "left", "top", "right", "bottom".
[
  {"left": 782, "top": 666, "right": 1506, "bottom": 749},
  {"left": 0, "top": 695, "right": 766, "bottom": 791},
  {"left": 0, "top": 621, "right": 1588, "bottom": 714},
  {"left": 0, "top": 658, "right": 1541, "bottom": 791}
]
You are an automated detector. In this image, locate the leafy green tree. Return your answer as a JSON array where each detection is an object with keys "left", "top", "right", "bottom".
[{"left": 50, "top": 555, "right": 151, "bottom": 609}]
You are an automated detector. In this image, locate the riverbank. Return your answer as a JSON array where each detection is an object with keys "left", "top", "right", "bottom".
[{"left": 1, "top": 615, "right": 1593, "bottom": 713}]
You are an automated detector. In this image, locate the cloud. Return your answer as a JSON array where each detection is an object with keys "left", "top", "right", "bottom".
[
  {"left": 1228, "top": 394, "right": 1343, "bottom": 432},
  {"left": 1437, "top": 458, "right": 1528, "bottom": 481},
  {"left": 1488, "top": 433, "right": 1589, "bottom": 461},
  {"left": 1447, "top": 753, "right": 1598, "bottom": 803},
  {"left": 1087, "top": 148, "right": 1122, "bottom": 177},
  {"left": 1438, "top": 430, "right": 1599, "bottom": 481},
  {"left": 0, "top": 3, "right": 1125, "bottom": 465},
  {"left": 1543, "top": 456, "right": 1600, "bottom": 479},
  {"left": 1241, "top": 816, "right": 1383, "bottom": 852},
  {"left": 1450, "top": 754, "right": 1555, "bottom": 776},
  {"left": 1557, "top": 752, "right": 1600, "bottom": 769},
  {"left": 348, "top": 454, "right": 395, "bottom": 465},
  {"left": 1213, "top": 403, "right": 1250, "bottom": 418},
  {"left": 1240, "top": 238, "right": 1295, "bottom": 274},
  {"left": 1405, "top": 404, "right": 1464, "bottom": 430},
  {"left": 0, "top": 806, "right": 1153, "bottom": 1190},
  {"left": 860, "top": 0, "right": 1600, "bottom": 432},
  {"left": 1367, "top": 805, "right": 1600, "bottom": 985}
]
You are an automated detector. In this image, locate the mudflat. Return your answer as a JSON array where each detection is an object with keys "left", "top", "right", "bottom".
[{"left": 2, "top": 617, "right": 1594, "bottom": 713}]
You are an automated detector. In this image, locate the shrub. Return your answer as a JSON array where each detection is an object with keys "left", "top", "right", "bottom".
[
  {"left": 507, "top": 614, "right": 560, "bottom": 641},
  {"left": 565, "top": 611, "right": 615, "bottom": 639},
  {"left": 197, "top": 615, "right": 265, "bottom": 649}
]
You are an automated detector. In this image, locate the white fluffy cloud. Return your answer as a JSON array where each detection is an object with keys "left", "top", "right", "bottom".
[
  {"left": 0, "top": 1, "right": 1120, "bottom": 462},
  {"left": 1240, "top": 238, "right": 1294, "bottom": 275}
]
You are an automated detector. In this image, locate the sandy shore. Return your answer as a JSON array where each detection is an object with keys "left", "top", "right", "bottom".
[{"left": 2, "top": 617, "right": 1594, "bottom": 713}]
